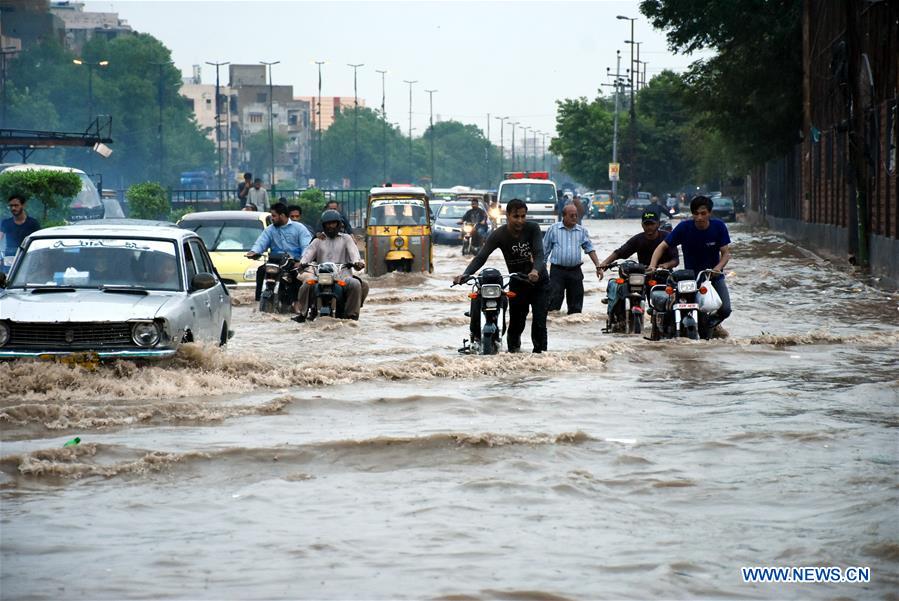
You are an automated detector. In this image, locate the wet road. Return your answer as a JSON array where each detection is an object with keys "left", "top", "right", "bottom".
[{"left": 2, "top": 218, "right": 898, "bottom": 600}]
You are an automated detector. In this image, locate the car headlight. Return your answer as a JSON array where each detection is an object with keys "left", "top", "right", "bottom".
[
  {"left": 435, "top": 225, "right": 450, "bottom": 232},
  {"left": 244, "top": 267, "right": 256, "bottom": 280},
  {"left": 0, "top": 322, "right": 9, "bottom": 347},
  {"left": 131, "top": 322, "right": 161, "bottom": 347}
]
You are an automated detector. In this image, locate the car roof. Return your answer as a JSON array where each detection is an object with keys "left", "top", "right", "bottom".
[
  {"left": 0, "top": 163, "right": 86, "bottom": 175},
  {"left": 178, "top": 210, "right": 269, "bottom": 221},
  {"left": 28, "top": 223, "right": 201, "bottom": 241},
  {"left": 74, "top": 218, "right": 178, "bottom": 228},
  {"left": 369, "top": 186, "right": 428, "bottom": 196}
]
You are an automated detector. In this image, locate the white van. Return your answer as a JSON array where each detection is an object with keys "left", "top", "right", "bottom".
[
  {"left": 0, "top": 163, "right": 105, "bottom": 222},
  {"left": 497, "top": 171, "right": 558, "bottom": 231}
]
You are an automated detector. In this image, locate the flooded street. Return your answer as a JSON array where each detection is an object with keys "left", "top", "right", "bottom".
[{"left": 2, "top": 218, "right": 898, "bottom": 600}]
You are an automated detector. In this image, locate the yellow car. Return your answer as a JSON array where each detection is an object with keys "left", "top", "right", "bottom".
[{"left": 178, "top": 211, "right": 271, "bottom": 286}]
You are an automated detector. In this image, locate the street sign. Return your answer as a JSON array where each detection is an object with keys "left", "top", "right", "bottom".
[{"left": 609, "top": 162, "right": 620, "bottom": 182}]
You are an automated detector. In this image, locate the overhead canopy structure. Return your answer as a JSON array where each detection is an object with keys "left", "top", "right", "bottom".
[{"left": 0, "top": 116, "right": 113, "bottom": 162}]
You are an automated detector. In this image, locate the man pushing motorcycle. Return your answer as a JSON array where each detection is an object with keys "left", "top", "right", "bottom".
[
  {"left": 453, "top": 198, "right": 548, "bottom": 353},
  {"left": 292, "top": 210, "right": 368, "bottom": 322}
]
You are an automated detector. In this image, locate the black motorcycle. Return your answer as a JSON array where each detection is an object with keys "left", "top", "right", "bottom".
[
  {"left": 297, "top": 262, "right": 354, "bottom": 320},
  {"left": 601, "top": 260, "right": 647, "bottom": 334},
  {"left": 453, "top": 268, "right": 525, "bottom": 355},
  {"left": 460, "top": 221, "right": 483, "bottom": 256},
  {"left": 258, "top": 254, "right": 298, "bottom": 314}
]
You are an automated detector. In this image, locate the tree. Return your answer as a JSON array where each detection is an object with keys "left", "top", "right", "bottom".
[
  {"left": 0, "top": 170, "right": 82, "bottom": 222},
  {"left": 244, "top": 130, "right": 288, "bottom": 185},
  {"left": 126, "top": 182, "right": 169, "bottom": 220},
  {"left": 549, "top": 96, "right": 616, "bottom": 190},
  {"left": 640, "top": 0, "right": 803, "bottom": 165}
]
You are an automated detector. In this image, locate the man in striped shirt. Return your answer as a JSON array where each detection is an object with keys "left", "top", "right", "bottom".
[{"left": 543, "top": 204, "right": 602, "bottom": 314}]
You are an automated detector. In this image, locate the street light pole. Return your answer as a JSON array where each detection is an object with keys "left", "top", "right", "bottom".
[
  {"left": 314, "top": 60, "right": 325, "bottom": 186},
  {"left": 486, "top": 113, "right": 491, "bottom": 188},
  {"left": 205, "top": 60, "right": 229, "bottom": 194},
  {"left": 425, "top": 88, "right": 437, "bottom": 186},
  {"left": 403, "top": 79, "right": 417, "bottom": 182},
  {"left": 72, "top": 58, "right": 109, "bottom": 125},
  {"left": 510, "top": 121, "right": 519, "bottom": 171},
  {"left": 260, "top": 60, "right": 280, "bottom": 190},
  {"left": 347, "top": 63, "right": 364, "bottom": 188},
  {"left": 523, "top": 126, "right": 532, "bottom": 172},
  {"left": 617, "top": 14, "right": 638, "bottom": 198},
  {"left": 494, "top": 116, "right": 507, "bottom": 178},
  {"left": 376, "top": 69, "right": 388, "bottom": 182}
]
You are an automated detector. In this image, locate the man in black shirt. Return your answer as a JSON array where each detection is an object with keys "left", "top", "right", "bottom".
[
  {"left": 597, "top": 210, "right": 679, "bottom": 274},
  {"left": 460, "top": 198, "right": 488, "bottom": 248},
  {"left": 453, "top": 198, "right": 548, "bottom": 353}
]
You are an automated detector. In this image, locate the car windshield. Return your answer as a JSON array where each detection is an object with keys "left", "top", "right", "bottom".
[
  {"left": 499, "top": 183, "right": 556, "bottom": 203},
  {"left": 181, "top": 219, "right": 264, "bottom": 251},
  {"left": 715, "top": 197, "right": 734, "bottom": 207},
  {"left": 438, "top": 203, "right": 472, "bottom": 219},
  {"left": 596, "top": 194, "right": 612, "bottom": 202},
  {"left": 8, "top": 237, "right": 181, "bottom": 291},
  {"left": 368, "top": 199, "right": 429, "bottom": 226}
]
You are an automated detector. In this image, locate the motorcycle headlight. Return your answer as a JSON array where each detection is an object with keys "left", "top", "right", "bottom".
[
  {"left": 0, "top": 322, "right": 9, "bottom": 347},
  {"left": 677, "top": 280, "right": 697, "bottom": 293},
  {"left": 265, "top": 264, "right": 280, "bottom": 276},
  {"left": 628, "top": 274, "right": 645, "bottom": 286},
  {"left": 481, "top": 284, "right": 502, "bottom": 299},
  {"left": 463, "top": 224, "right": 473, "bottom": 233},
  {"left": 244, "top": 267, "right": 256, "bottom": 280},
  {"left": 318, "top": 273, "right": 334, "bottom": 285},
  {"left": 131, "top": 322, "right": 160, "bottom": 347}
]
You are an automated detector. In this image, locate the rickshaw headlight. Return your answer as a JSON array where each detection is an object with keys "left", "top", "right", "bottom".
[{"left": 393, "top": 237, "right": 404, "bottom": 249}]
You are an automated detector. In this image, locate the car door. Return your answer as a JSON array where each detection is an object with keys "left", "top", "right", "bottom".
[
  {"left": 183, "top": 240, "right": 214, "bottom": 340},
  {"left": 191, "top": 239, "right": 229, "bottom": 335}
]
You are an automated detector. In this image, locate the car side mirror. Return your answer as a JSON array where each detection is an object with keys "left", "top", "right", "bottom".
[
  {"left": 190, "top": 272, "right": 217, "bottom": 290},
  {"left": 0, "top": 273, "right": 6, "bottom": 288}
]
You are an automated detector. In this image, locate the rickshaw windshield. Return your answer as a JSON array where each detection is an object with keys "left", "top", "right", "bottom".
[{"left": 368, "top": 199, "right": 429, "bottom": 226}]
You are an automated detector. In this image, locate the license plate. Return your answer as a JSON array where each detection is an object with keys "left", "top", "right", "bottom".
[
  {"left": 40, "top": 352, "right": 101, "bottom": 370},
  {"left": 673, "top": 303, "right": 698, "bottom": 310}
]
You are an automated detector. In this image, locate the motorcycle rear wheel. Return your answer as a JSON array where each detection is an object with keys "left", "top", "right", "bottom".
[
  {"left": 481, "top": 335, "right": 495, "bottom": 355},
  {"left": 259, "top": 296, "right": 274, "bottom": 313},
  {"left": 631, "top": 312, "right": 643, "bottom": 335}
]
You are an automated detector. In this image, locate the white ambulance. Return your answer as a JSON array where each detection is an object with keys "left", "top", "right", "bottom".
[{"left": 496, "top": 171, "right": 558, "bottom": 231}]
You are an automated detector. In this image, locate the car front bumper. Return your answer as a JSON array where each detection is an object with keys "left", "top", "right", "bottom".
[{"left": 0, "top": 348, "right": 178, "bottom": 361}]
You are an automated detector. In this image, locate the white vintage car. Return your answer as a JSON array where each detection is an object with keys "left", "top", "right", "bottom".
[{"left": 0, "top": 224, "right": 232, "bottom": 360}]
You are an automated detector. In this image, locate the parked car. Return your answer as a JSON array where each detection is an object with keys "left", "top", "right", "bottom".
[
  {"left": 178, "top": 210, "right": 271, "bottom": 287},
  {"left": 590, "top": 191, "right": 615, "bottom": 218},
  {"left": 0, "top": 224, "right": 232, "bottom": 361},
  {"left": 711, "top": 196, "right": 737, "bottom": 222},
  {"left": 432, "top": 201, "right": 477, "bottom": 244},
  {"left": 623, "top": 196, "right": 652, "bottom": 218}
]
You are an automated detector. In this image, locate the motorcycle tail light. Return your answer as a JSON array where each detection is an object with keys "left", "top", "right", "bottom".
[
  {"left": 468, "top": 292, "right": 479, "bottom": 299},
  {"left": 506, "top": 291, "right": 517, "bottom": 299},
  {"left": 337, "top": 280, "right": 347, "bottom": 287},
  {"left": 306, "top": 279, "right": 318, "bottom": 285},
  {"left": 616, "top": 278, "right": 625, "bottom": 284},
  {"left": 648, "top": 280, "right": 657, "bottom": 286},
  {"left": 699, "top": 286, "right": 708, "bottom": 294},
  {"left": 665, "top": 286, "right": 674, "bottom": 295}
]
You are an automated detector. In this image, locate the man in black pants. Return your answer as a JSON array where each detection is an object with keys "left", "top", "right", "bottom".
[{"left": 453, "top": 198, "right": 548, "bottom": 353}]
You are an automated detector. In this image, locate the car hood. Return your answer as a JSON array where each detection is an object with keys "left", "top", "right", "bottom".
[{"left": 0, "top": 289, "right": 181, "bottom": 322}]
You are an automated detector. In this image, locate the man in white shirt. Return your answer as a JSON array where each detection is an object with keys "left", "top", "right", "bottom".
[
  {"left": 246, "top": 178, "right": 270, "bottom": 212},
  {"left": 293, "top": 210, "right": 367, "bottom": 321}
]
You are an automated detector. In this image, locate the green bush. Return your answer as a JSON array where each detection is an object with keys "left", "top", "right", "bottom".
[
  {"left": 126, "top": 182, "right": 169, "bottom": 220},
  {"left": 296, "top": 188, "right": 327, "bottom": 225},
  {"left": 0, "top": 170, "right": 82, "bottom": 221},
  {"left": 169, "top": 206, "right": 195, "bottom": 223}
]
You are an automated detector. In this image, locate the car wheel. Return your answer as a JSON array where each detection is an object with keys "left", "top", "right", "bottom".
[{"left": 219, "top": 322, "right": 228, "bottom": 346}]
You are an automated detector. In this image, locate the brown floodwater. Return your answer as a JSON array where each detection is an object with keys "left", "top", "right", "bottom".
[{"left": 2, "top": 218, "right": 897, "bottom": 600}]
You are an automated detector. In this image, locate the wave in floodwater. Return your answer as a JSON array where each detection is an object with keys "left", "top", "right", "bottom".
[
  {"left": 366, "top": 290, "right": 469, "bottom": 304},
  {"left": 0, "top": 343, "right": 627, "bottom": 404},
  {"left": 1, "top": 431, "right": 596, "bottom": 481}
]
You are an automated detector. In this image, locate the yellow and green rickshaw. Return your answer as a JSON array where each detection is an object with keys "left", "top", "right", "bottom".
[{"left": 365, "top": 186, "right": 433, "bottom": 276}]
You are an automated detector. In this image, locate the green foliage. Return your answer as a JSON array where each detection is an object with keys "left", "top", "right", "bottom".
[
  {"left": 0, "top": 170, "right": 82, "bottom": 221},
  {"left": 5, "top": 36, "right": 215, "bottom": 188},
  {"left": 549, "top": 96, "right": 616, "bottom": 189},
  {"left": 293, "top": 188, "right": 326, "bottom": 223},
  {"left": 640, "top": 0, "right": 802, "bottom": 165},
  {"left": 169, "top": 206, "right": 195, "bottom": 223},
  {"left": 244, "top": 130, "right": 288, "bottom": 185},
  {"left": 126, "top": 182, "right": 169, "bottom": 220}
]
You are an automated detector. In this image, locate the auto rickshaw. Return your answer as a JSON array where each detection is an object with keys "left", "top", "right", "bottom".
[{"left": 365, "top": 186, "right": 433, "bottom": 276}]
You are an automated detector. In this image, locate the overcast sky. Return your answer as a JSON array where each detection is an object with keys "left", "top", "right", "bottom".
[{"left": 86, "top": 0, "right": 708, "bottom": 145}]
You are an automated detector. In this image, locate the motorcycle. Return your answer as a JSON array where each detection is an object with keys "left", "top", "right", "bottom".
[
  {"left": 601, "top": 260, "right": 647, "bottom": 334},
  {"left": 460, "top": 221, "right": 482, "bottom": 256},
  {"left": 258, "top": 254, "right": 299, "bottom": 314},
  {"left": 297, "top": 262, "right": 354, "bottom": 320},
  {"left": 453, "top": 268, "right": 525, "bottom": 355},
  {"left": 647, "top": 268, "right": 721, "bottom": 340}
]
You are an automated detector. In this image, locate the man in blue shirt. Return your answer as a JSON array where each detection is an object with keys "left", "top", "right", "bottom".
[
  {"left": 648, "top": 195, "right": 732, "bottom": 332},
  {"left": 543, "top": 203, "right": 602, "bottom": 314},
  {"left": 246, "top": 202, "right": 312, "bottom": 301},
  {"left": 1, "top": 195, "right": 41, "bottom": 274}
]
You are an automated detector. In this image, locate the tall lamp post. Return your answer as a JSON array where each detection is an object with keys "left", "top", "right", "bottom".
[
  {"left": 313, "top": 60, "right": 325, "bottom": 186},
  {"left": 376, "top": 69, "right": 388, "bottom": 182},
  {"left": 205, "top": 60, "right": 230, "bottom": 193},
  {"left": 425, "top": 88, "right": 437, "bottom": 186},
  {"left": 260, "top": 60, "right": 280, "bottom": 189},
  {"left": 403, "top": 79, "right": 417, "bottom": 182},
  {"left": 494, "top": 115, "right": 507, "bottom": 179},
  {"left": 72, "top": 58, "right": 109, "bottom": 124},
  {"left": 510, "top": 121, "right": 519, "bottom": 171},
  {"left": 617, "top": 14, "right": 637, "bottom": 198},
  {"left": 347, "top": 63, "right": 364, "bottom": 188},
  {"left": 522, "top": 126, "right": 532, "bottom": 172}
]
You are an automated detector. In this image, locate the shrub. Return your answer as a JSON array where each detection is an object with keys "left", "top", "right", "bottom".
[
  {"left": 0, "top": 169, "right": 82, "bottom": 221},
  {"left": 126, "top": 182, "right": 169, "bottom": 220}
]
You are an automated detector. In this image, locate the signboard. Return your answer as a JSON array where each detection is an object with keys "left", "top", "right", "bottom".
[{"left": 609, "top": 162, "right": 620, "bottom": 182}]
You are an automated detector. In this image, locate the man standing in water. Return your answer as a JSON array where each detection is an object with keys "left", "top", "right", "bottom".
[{"left": 453, "top": 198, "right": 548, "bottom": 353}]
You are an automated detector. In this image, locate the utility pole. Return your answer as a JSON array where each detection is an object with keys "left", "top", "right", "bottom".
[
  {"left": 205, "top": 60, "right": 229, "bottom": 194},
  {"left": 348, "top": 63, "right": 363, "bottom": 188},
  {"left": 425, "top": 89, "right": 437, "bottom": 186},
  {"left": 403, "top": 79, "right": 416, "bottom": 182},
  {"left": 260, "top": 60, "right": 279, "bottom": 190},
  {"left": 618, "top": 14, "right": 638, "bottom": 198},
  {"left": 523, "top": 126, "right": 532, "bottom": 172},
  {"left": 540, "top": 131, "right": 547, "bottom": 170},
  {"left": 376, "top": 69, "right": 388, "bottom": 182},
  {"left": 643, "top": 61, "right": 649, "bottom": 89},
  {"left": 603, "top": 50, "right": 626, "bottom": 199},
  {"left": 486, "top": 113, "right": 491, "bottom": 188},
  {"left": 314, "top": 60, "right": 325, "bottom": 186},
  {"left": 494, "top": 116, "right": 507, "bottom": 179},
  {"left": 510, "top": 121, "right": 519, "bottom": 171}
]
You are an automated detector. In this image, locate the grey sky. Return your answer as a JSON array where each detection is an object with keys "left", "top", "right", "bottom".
[{"left": 87, "top": 0, "right": 706, "bottom": 145}]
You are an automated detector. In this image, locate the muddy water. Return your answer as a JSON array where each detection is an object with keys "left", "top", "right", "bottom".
[{"left": 2, "top": 219, "right": 897, "bottom": 600}]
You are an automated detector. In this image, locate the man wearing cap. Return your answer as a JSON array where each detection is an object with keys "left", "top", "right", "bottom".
[
  {"left": 543, "top": 204, "right": 602, "bottom": 314},
  {"left": 597, "top": 210, "right": 679, "bottom": 275}
]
